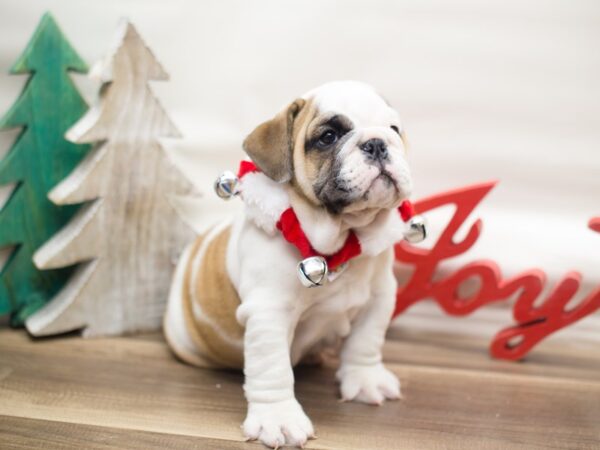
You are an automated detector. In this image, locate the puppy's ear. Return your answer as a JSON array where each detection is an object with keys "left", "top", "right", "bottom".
[
  {"left": 400, "top": 131, "right": 410, "bottom": 153},
  {"left": 243, "top": 99, "right": 306, "bottom": 183}
]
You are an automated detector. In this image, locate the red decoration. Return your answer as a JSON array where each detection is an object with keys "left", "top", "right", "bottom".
[
  {"left": 398, "top": 200, "right": 415, "bottom": 222},
  {"left": 394, "top": 182, "right": 600, "bottom": 360},
  {"left": 239, "top": 159, "right": 416, "bottom": 271},
  {"left": 276, "top": 208, "right": 361, "bottom": 271},
  {"left": 237, "top": 160, "right": 258, "bottom": 179},
  {"left": 276, "top": 201, "right": 414, "bottom": 272}
]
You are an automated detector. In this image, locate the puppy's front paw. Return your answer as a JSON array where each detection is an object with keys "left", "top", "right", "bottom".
[
  {"left": 336, "top": 363, "right": 401, "bottom": 405},
  {"left": 243, "top": 398, "right": 315, "bottom": 448}
]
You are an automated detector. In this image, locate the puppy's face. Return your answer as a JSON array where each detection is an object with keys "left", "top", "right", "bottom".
[{"left": 244, "top": 81, "right": 412, "bottom": 216}]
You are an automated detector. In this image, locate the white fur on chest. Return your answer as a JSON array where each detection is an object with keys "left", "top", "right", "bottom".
[
  {"left": 226, "top": 169, "right": 401, "bottom": 366},
  {"left": 290, "top": 256, "right": 380, "bottom": 364},
  {"left": 227, "top": 211, "right": 394, "bottom": 366}
]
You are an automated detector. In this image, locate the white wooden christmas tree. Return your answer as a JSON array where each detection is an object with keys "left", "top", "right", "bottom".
[{"left": 26, "top": 20, "right": 193, "bottom": 337}]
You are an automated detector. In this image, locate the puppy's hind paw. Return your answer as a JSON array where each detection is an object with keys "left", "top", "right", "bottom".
[
  {"left": 336, "top": 363, "right": 401, "bottom": 405},
  {"left": 243, "top": 398, "right": 315, "bottom": 448}
]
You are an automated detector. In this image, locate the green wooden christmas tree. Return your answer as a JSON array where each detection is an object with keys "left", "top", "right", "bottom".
[{"left": 0, "top": 13, "right": 90, "bottom": 326}]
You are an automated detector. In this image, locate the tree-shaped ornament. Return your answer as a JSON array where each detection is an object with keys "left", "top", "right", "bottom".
[
  {"left": 0, "top": 13, "right": 90, "bottom": 326},
  {"left": 26, "top": 20, "right": 193, "bottom": 337}
]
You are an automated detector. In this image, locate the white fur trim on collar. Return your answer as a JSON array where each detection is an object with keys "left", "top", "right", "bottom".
[
  {"left": 240, "top": 171, "right": 289, "bottom": 235},
  {"left": 240, "top": 169, "right": 407, "bottom": 257},
  {"left": 354, "top": 209, "right": 405, "bottom": 256}
]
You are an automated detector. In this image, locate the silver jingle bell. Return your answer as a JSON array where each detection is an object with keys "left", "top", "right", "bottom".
[
  {"left": 404, "top": 214, "right": 427, "bottom": 243},
  {"left": 214, "top": 170, "right": 239, "bottom": 199},
  {"left": 297, "top": 256, "right": 329, "bottom": 288}
]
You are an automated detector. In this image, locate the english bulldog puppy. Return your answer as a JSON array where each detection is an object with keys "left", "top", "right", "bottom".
[{"left": 164, "top": 81, "right": 413, "bottom": 448}]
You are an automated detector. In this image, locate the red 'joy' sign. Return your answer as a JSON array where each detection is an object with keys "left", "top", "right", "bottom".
[{"left": 394, "top": 181, "right": 600, "bottom": 361}]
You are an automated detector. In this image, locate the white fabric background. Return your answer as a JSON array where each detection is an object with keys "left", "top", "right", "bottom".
[{"left": 0, "top": 0, "right": 598, "bottom": 339}]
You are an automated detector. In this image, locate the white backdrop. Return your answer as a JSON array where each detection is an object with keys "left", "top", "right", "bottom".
[{"left": 0, "top": 0, "right": 599, "bottom": 339}]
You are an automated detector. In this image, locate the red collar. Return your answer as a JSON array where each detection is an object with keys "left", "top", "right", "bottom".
[{"left": 237, "top": 160, "right": 414, "bottom": 271}]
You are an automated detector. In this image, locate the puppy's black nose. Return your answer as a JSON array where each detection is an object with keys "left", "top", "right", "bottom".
[{"left": 360, "top": 138, "right": 388, "bottom": 161}]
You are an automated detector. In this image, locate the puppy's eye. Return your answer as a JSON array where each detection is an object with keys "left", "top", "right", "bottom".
[
  {"left": 390, "top": 125, "right": 400, "bottom": 135},
  {"left": 318, "top": 129, "right": 338, "bottom": 146}
]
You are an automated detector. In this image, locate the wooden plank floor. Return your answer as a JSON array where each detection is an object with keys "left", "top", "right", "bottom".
[{"left": 1, "top": 325, "right": 599, "bottom": 450}]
